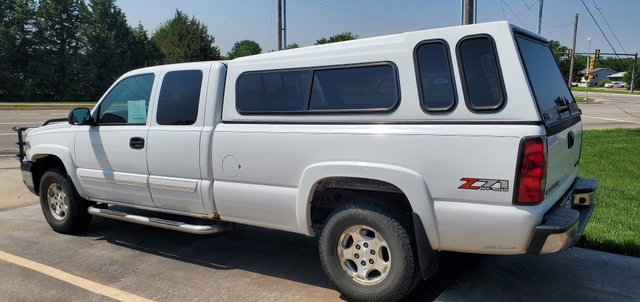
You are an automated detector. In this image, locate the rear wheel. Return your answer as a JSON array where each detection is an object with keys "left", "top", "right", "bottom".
[
  {"left": 319, "top": 199, "right": 418, "bottom": 302},
  {"left": 39, "top": 168, "right": 93, "bottom": 234}
]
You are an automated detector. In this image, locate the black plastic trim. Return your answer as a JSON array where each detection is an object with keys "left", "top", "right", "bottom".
[
  {"left": 20, "top": 161, "right": 36, "bottom": 195},
  {"left": 412, "top": 213, "right": 440, "bottom": 280},
  {"left": 545, "top": 114, "right": 581, "bottom": 137}
]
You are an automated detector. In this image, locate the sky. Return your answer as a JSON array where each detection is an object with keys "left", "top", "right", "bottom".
[{"left": 115, "top": 0, "right": 639, "bottom": 64}]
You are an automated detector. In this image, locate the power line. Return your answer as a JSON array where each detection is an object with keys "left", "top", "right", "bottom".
[
  {"left": 579, "top": 0, "right": 627, "bottom": 69},
  {"left": 304, "top": 0, "right": 431, "bottom": 29},
  {"left": 591, "top": 0, "right": 626, "bottom": 53},
  {"left": 212, "top": 0, "right": 248, "bottom": 35},
  {"left": 503, "top": 1, "right": 529, "bottom": 28},
  {"left": 204, "top": 0, "right": 227, "bottom": 22}
]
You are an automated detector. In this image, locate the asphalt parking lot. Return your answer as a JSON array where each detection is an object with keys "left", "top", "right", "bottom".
[{"left": 2, "top": 156, "right": 640, "bottom": 301}]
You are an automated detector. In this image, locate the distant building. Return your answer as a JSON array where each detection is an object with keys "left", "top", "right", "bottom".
[
  {"left": 606, "top": 71, "right": 627, "bottom": 85},
  {"left": 579, "top": 67, "right": 616, "bottom": 87}
]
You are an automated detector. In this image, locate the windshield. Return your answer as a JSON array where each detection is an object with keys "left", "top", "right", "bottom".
[{"left": 516, "top": 34, "right": 579, "bottom": 125}]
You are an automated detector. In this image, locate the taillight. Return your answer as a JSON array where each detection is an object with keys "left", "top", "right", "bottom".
[{"left": 515, "top": 137, "right": 547, "bottom": 204}]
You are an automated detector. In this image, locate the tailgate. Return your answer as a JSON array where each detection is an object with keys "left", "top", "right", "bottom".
[{"left": 544, "top": 116, "right": 582, "bottom": 199}]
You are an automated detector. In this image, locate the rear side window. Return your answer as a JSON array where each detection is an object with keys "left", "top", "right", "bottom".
[
  {"left": 236, "top": 63, "right": 398, "bottom": 114},
  {"left": 310, "top": 65, "right": 398, "bottom": 111},
  {"left": 157, "top": 70, "right": 203, "bottom": 125},
  {"left": 516, "top": 35, "right": 579, "bottom": 125},
  {"left": 236, "top": 70, "right": 311, "bottom": 112},
  {"left": 414, "top": 41, "right": 456, "bottom": 112},
  {"left": 458, "top": 36, "right": 506, "bottom": 111}
]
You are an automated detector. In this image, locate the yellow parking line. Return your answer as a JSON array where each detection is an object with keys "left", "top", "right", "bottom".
[{"left": 0, "top": 250, "right": 154, "bottom": 302}]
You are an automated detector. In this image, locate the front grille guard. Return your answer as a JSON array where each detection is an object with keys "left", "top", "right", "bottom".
[{"left": 12, "top": 126, "right": 28, "bottom": 162}]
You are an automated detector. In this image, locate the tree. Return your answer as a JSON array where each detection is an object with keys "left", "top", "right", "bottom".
[
  {"left": 78, "top": 0, "right": 139, "bottom": 101},
  {"left": 622, "top": 62, "right": 639, "bottom": 89},
  {"left": 0, "top": 0, "right": 36, "bottom": 100},
  {"left": 548, "top": 40, "right": 583, "bottom": 84},
  {"left": 315, "top": 31, "right": 358, "bottom": 45},
  {"left": 29, "top": 0, "right": 83, "bottom": 102},
  {"left": 286, "top": 42, "right": 299, "bottom": 49},
  {"left": 152, "top": 10, "right": 220, "bottom": 64},
  {"left": 130, "top": 23, "right": 163, "bottom": 68},
  {"left": 226, "top": 40, "right": 261, "bottom": 59}
]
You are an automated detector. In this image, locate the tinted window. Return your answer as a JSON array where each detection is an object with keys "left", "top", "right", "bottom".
[
  {"left": 98, "top": 74, "right": 154, "bottom": 124},
  {"left": 157, "top": 70, "right": 203, "bottom": 125},
  {"left": 458, "top": 36, "right": 505, "bottom": 111},
  {"left": 516, "top": 35, "right": 579, "bottom": 124},
  {"left": 415, "top": 41, "right": 456, "bottom": 112},
  {"left": 236, "top": 63, "right": 398, "bottom": 114},
  {"left": 309, "top": 65, "right": 398, "bottom": 111},
  {"left": 236, "top": 70, "right": 312, "bottom": 112}
]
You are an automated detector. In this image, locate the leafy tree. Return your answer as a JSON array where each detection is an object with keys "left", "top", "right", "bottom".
[
  {"left": 130, "top": 23, "right": 163, "bottom": 67},
  {"left": 29, "top": 0, "right": 83, "bottom": 102},
  {"left": 286, "top": 42, "right": 299, "bottom": 49},
  {"left": 78, "top": 0, "right": 139, "bottom": 101},
  {"left": 152, "top": 10, "right": 220, "bottom": 64},
  {"left": 548, "top": 40, "right": 584, "bottom": 84},
  {"left": 622, "top": 62, "right": 639, "bottom": 89},
  {"left": 315, "top": 31, "right": 358, "bottom": 45},
  {"left": 226, "top": 40, "right": 261, "bottom": 59},
  {"left": 0, "top": 0, "right": 36, "bottom": 100}
]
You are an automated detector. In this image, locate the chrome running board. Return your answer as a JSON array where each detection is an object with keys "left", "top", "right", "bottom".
[{"left": 88, "top": 206, "right": 234, "bottom": 235}]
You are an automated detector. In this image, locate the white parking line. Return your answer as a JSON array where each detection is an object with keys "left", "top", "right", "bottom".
[
  {"left": 0, "top": 250, "right": 155, "bottom": 302},
  {"left": 581, "top": 115, "right": 640, "bottom": 125}
]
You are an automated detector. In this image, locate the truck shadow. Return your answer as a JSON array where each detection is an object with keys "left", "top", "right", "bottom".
[{"left": 80, "top": 210, "right": 481, "bottom": 301}]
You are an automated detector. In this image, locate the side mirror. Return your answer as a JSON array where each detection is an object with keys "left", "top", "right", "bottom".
[{"left": 68, "top": 108, "right": 93, "bottom": 126}]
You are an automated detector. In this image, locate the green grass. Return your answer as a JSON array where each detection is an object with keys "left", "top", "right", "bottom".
[
  {"left": 580, "top": 128, "right": 640, "bottom": 257},
  {"left": 574, "top": 96, "right": 593, "bottom": 103},
  {"left": 0, "top": 102, "right": 95, "bottom": 110},
  {"left": 571, "top": 86, "right": 640, "bottom": 95}
]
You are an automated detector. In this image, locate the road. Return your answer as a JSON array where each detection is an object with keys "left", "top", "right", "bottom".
[{"left": 0, "top": 110, "right": 68, "bottom": 155}]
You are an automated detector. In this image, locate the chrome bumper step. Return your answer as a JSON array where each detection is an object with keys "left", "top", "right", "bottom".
[{"left": 88, "top": 206, "right": 234, "bottom": 234}]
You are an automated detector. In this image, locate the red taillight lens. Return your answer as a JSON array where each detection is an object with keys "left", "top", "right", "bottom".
[{"left": 516, "top": 137, "right": 547, "bottom": 204}]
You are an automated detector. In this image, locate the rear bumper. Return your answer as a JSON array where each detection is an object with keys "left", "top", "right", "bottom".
[{"left": 526, "top": 178, "right": 596, "bottom": 255}]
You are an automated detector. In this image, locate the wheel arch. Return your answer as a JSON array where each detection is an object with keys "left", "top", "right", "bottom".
[
  {"left": 28, "top": 145, "right": 84, "bottom": 198},
  {"left": 296, "top": 161, "right": 440, "bottom": 249}
]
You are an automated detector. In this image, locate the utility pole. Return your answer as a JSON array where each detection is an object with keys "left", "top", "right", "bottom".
[
  {"left": 536, "top": 0, "right": 544, "bottom": 34},
  {"left": 568, "top": 13, "right": 578, "bottom": 88},
  {"left": 463, "top": 0, "right": 475, "bottom": 25},
  {"left": 283, "top": 0, "right": 287, "bottom": 49},
  {"left": 277, "top": 0, "right": 282, "bottom": 50},
  {"left": 631, "top": 53, "right": 637, "bottom": 93},
  {"left": 585, "top": 37, "right": 592, "bottom": 101}
]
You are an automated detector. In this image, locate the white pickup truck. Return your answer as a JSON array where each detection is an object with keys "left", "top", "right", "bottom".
[{"left": 15, "top": 21, "right": 596, "bottom": 301}]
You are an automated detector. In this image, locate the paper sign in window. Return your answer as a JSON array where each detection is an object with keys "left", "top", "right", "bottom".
[{"left": 127, "top": 100, "right": 147, "bottom": 124}]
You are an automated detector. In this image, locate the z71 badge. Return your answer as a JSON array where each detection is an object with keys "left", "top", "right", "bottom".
[{"left": 459, "top": 178, "right": 509, "bottom": 192}]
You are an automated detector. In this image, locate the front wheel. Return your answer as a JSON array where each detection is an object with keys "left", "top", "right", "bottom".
[
  {"left": 39, "top": 168, "right": 93, "bottom": 234},
  {"left": 319, "top": 199, "right": 418, "bottom": 302}
]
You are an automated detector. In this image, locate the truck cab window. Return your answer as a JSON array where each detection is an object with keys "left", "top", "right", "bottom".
[
  {"left": 98, "top": 74, "right": 154, "bottom": 124},
  {"left": 157, "top": 70, "right": 203, "bottom": 125}
]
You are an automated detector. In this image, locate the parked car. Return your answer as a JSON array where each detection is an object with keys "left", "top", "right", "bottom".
[{"left": 604, "top": 81, "right": 627, "bottom": 88}]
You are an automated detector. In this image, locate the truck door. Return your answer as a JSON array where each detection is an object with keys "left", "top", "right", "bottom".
[
  {"left": 74, "top": 73, "right": 156, "bottom": 206},
  {"left": 146, "top": 64, "right": 212, "bottom": 214}
]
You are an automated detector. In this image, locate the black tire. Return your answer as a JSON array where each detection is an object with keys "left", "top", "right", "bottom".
[
  {"left": 319, "top": 199, "right": 418, "bottom": 302},
  {"left": 39, "top": 167, "right": 93, "bottom": 234}
]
